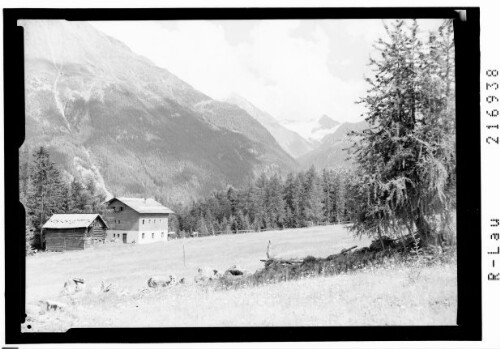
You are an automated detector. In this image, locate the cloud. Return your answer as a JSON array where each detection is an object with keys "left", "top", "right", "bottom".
[{"left": 91, "top": 19, "right": 444, "bottom": 123}]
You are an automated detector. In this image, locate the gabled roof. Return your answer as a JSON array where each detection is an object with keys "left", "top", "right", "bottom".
[
  {"left": 107, "top": 197, "right": 175, "bottom": 214},
  {"left": 42, "top": 214, "right": 108, "bottom": 229}
]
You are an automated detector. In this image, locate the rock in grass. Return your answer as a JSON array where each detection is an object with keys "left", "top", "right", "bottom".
[
  {"left": 38, "top": 300, "right": 67, "bottom": 312},
  {"left": 147, "top": 275, "right": 177, "bottom": 288},
  {"left": 195, "top": 267, "right": 221, "bottom": 283},
  {"left": 62, "top": 277, "right": 86, "bottom": 295},
  {"left": 223, "top": 265, "right": 248, "bottom": 277}
]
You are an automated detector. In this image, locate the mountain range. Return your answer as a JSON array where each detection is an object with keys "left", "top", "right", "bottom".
[
  {"left": 20, "top": 20, "right": 367, "bottom": 204},
  {"left": 281, "top": 115, "right": 342, "bottom": 147},
  {"left": 297, "top": 121, "right": 368, "bottom": 170},
  {"left": 224, "top": 94, "right": 314, "bottom": 158}
]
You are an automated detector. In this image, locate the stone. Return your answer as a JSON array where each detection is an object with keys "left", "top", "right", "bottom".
[
  {"left": 62, "top": 277, "right": 86, "bottom": 295},
  {"left": 147, "top": 275, "right": 177, "bottom": 288},
  {"left": 39, "top": 300, "right": 67, "bottom": 312},
  {"left": 223, "top": 265, "right": 248, "bottom": 277},
  {"left": 194, "top": 267, "right": 221, "bottom": 283}
]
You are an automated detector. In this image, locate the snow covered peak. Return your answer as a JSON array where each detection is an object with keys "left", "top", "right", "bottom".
[{"left": 281, "top": 115, "right": 342, "bottom": 144}]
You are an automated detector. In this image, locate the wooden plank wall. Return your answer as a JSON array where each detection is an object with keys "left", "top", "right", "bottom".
[
  {"left": 45, "top": 219, "right": 107, "bottom": 251},
  {"left": 89, "top": 220, "right": 106, "bottom": 240},
  {"left": 45, "top": 228, "right": 86, "bottom": 251},
  {"left": 105, "top": 201, "right": 140, "bottom": 231}
]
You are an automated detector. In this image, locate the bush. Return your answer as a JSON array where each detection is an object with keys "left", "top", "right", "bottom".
[{"left": 211, "top": 236, "right": 456, "bottom": 291}]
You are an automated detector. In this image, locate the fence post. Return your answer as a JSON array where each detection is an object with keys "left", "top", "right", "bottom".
[{"left": 183, "top": 237, "right": 186, "bottom": 267}]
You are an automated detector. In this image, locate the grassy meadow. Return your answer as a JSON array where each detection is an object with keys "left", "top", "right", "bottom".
[{"left": 23, "top": 225, "right": 457, "bottom": 331}]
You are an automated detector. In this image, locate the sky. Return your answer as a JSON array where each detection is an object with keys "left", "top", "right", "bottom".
[{"left": 91, "top": 19, "right": 445, "bottom": 123}]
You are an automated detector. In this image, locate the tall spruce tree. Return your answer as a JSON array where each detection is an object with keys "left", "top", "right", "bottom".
[
  {"left": 283, "top": 173, "right": 300, "bottom": 227},
  {"left": 302, "top": 166, "right": 324, "bottom": 225},
  {"left": 350, "top": 20, "right": 456, "bottom": 245},
  {"left": 253, "top": 174, "right": 268, "bottom": 230},
  {"left": 265, "top": 174, "right": 285, "bottom": 229},
  {"left": 26, "top": 147, "right": 68, "bottom": 234}
]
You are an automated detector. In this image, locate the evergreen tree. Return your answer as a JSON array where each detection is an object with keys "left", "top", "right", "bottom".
[
  {"left": 265, "top": 174, "right": 285, "bottom": 229},
  {"left": 221, "top": 216, "right": 230, "bottom": 234},
  {"left": 26, "top": 147, "right": 68, "bottom": 239},
  {"left": 226, "top": 186, "right": 239, "bottom": 216},
  {"left": 294, "top": 172, "right": 307, "bottom": 227},
  {"left": 321, "top": 169, "right": 334, "bottom": 223},
  {"left": 333, "top": 168, "right": 347, "bottom": 223},
  {"left": 252, "top": 174, "right": 268, "bottom": 230},
  {"left": 197, "top": 216, "right": 209, "bottom": 236},
  {"left": 19, "top": 145, "right": 32, "bottom": 206},
  {"left": 168, "top": 212, "right": 180, "bottom": 233},
  {"left": 241, "top": 214, "right": 252, "bottom": 231},
  {"left": 302, "top": 166, "right": 324, "bottom": 224},
  {"left": 204, "top": 208, "right": 216, "bottom": 235},
  {"left": 69, "top": 178, "right": 91, "bottom": 213},
  {"left": 350, "top": 20, "right": 456, "bottom": 245},
  {"left": 84, "top": 176, "right": 107, "bottom": 214}
]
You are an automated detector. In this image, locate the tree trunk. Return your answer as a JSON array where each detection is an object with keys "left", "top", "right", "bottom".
[
  {"left": 377, "top": 226, "right": 385, "bottom": 251},
  {"left": 415, "top": 209, "right": 433, "bottom": 246}
]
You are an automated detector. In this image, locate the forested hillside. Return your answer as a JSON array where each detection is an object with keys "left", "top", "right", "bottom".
[{"left": 21, "top": 20, "right": 296, "bottom": 205}]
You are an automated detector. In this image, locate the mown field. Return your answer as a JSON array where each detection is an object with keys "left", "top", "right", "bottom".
[{"left": 23, "top": 225, "right": 457, "bottom": 331}]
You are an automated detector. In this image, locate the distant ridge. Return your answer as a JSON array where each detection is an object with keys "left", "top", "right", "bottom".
[
  {"left": 224, "top": 94, "right": 314, "bottom": 158},
  {"left": 297, "top": 120, "right": 369, "bottom": 170}
]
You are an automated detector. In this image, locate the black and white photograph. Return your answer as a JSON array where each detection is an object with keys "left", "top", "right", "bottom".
[
  {"left": 15, "top": 15, "right": 461, "bottom": 331},
  {"left": 0, "top": 4, "right": 489, "bottom": 345}
]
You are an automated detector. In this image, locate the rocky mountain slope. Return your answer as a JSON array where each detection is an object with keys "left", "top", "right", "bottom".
[
  {"left": 297, "top": 121, "right": 368, "bottom": 170},
  {"left": 21, "top": 20, "right": 296, "bottom": 204},
  {"left": 224, "top": 94, "right": 314, "bottom": 158}
]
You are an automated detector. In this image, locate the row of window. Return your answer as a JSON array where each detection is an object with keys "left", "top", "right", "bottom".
[
  {"left": 141, "top": 232, "right": 165, "bottom": 239},
  {"left": 113, "top": 219, "right": 166, "bottom": 225},
  {"left": 142, "top": 219, "right": 164, "bottom": 225},
  {"left": 112, "top": 232, "right": 165, "bottom": 239}
]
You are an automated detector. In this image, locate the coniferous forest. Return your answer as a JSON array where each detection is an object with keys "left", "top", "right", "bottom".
[
  {"left": 20, "top": 147, "right": 107, "bottom": 252},
  {"left": 169, "top": 166, "right": 356, "bottom": 237}
]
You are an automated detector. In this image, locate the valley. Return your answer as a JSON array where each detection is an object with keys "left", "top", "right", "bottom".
[{"left": 21, "top": 20, "right": 368, "bottom": 205}]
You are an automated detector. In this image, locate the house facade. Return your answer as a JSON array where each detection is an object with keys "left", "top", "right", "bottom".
[
  {"left": 104, "top": 197, "right": 174, "bottom": 244},
  {"left": 42, "top": 214, "right": 108, "bottom": 251}
]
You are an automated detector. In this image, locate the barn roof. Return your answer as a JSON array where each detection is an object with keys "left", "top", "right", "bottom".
[
  {"left": 108, "top": 197, "right": 175, "bottom": 214},
  {"left": 42, "top": 214, "right": 108, "bottom": 229}
]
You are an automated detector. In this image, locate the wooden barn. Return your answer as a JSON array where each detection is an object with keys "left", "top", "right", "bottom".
[{"left": 42, "top": 214, "right": 108, "bottom": 252}]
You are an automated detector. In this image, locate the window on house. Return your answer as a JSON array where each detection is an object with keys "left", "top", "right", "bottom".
[
  {"left": 119, "top": 207, "right": 123, "bottom": 211},
  {"left": 161, "top": 232, "right": 164, "bottom": 238},
  {"left": 152, "top": 233, "right": 155, "bottom": 239},
  {"left": 118, "top": 220, "right": 120, "bottom": 224},
  {"left": 154, "top": 219, "right": 156, "bottom": 224},
  {"left": 142, "top": 233, "right": 145, "bottom": 239},
  {"left": 118, "top": 234, "right": 120, "bottom": 237},
  {"left": 113, "top": 233, "right": 116, "bottom": 237},
  {"left": 142, "top": 219, "right": 145, "bottom": 224}
]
